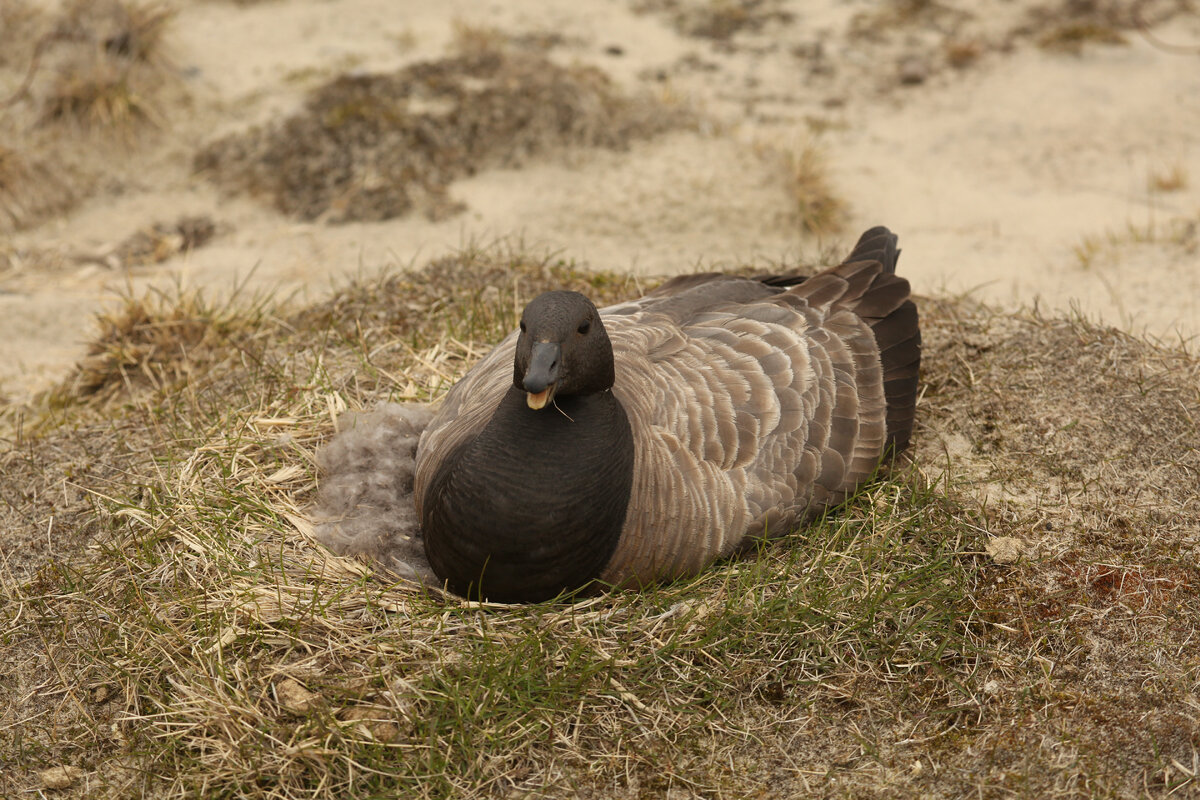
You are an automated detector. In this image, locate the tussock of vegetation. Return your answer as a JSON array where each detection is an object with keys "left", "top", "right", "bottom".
[
  {"left": 38, "top": 57, "right": 158, "bottom": 127},
  {"left": 2, "top": 245, "right": 1199, "bottom": 797},
  {"left": 195, "top": 41, "right": 688, "bottom": 224},
  {"left": 0, "top": 144, "right": 78, "bottom": 234},
  {"left": 1, "top": 215, "right": 219, "bottom": 284},
  {"left": 1150, "top": 164, "right": 1189, "bottom": 193},
  {"left": 108, "top": 214, "right": 219, "bottom": 268},
  {"left": 60, "top": 281, "right": 266, "bottom": 405},
  {"left": 3, "top": 0, "right": 174, "bottom": 128},
  {"left": 847, "top": 0, "right": 973, "bottom": 46},
  {"left": 0, "top": 0, "right": 176, "bottom": 230},
  {"left": 631, "top": 0, "right": 795, "bottom": 41},
  {"left": 1071, "top": 215, "right": 1199, "bottom": 269},
  {"left": 776, "top": 141, "right": 848, "bottom": 236},
  {"left": 845, "top": 0, "right": 1194, "bottom": 84},
  {"left": 1036, "top": 20, "right": 1129, "bottom": 51},
  {"left": 1027, "top": 0, "right": 1193, "bottom": 52},
  {"left": 943, "top": 37, "right": 984, "bottom": 68}
]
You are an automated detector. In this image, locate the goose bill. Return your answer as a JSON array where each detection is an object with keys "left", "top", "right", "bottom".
[{"left": 526, "top": 385, "right": 555, "bottom": 410}]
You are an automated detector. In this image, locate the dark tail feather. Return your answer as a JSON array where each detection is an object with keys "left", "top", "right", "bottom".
[
  {"left": 878, "top": 299, "right": 920, "bottom": 453},
  {"left": 841, "top": 226, "right": 920, "bottom": 454},
  {"left": 777, "top": 224, "right": 918, "bottom": 453},
  {"left": 843, "top": 225, "right": 900, "bottom": 274},
  {"left": 757, "top": 225, "right": 897, "bottom": 289}
]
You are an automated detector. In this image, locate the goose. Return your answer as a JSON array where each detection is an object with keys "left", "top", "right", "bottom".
[{"left": 412, "top": 226, "right": 920, "bottom": 602}]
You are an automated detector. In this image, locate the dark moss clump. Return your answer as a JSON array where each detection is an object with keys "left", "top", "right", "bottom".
[
  {"left": 195, "top": 48, "right": 685, "bottom": 223},
  {"left": 633, "top": 0, "right": 795, "bottom": 41}
]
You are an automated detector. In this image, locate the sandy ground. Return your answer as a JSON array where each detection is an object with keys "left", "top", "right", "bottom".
[{"left": 2, "top": 0, "right": 1199, "bottom": 403}]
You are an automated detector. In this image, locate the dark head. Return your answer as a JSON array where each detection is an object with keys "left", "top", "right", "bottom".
[{"left": 513, "top": 291, "right": 615, "bottom": 410}]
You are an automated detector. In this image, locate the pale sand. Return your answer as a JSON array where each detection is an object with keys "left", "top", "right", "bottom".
[{"left": 2, "top": 0, "right": 1198, "bottom": 401}]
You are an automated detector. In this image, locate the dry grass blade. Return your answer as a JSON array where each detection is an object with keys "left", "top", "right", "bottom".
[
  {"left": 40, "top": 56, "right": 157, "bottom": 128},
  {"left": 784, "top": 141, "right": 848, "bottom": 236},
  {"left": 0, "top": 144, "right": 78, "bottom": 233}
]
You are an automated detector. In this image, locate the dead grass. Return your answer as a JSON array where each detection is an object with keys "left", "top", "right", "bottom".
[
  {"left": 1027, "top": 0, "right": 1194, "bottom": 53},
  {"left": 1036, "top": 20, "right": 1129, "bottom": 52},
  {"left": 944, "top": 37, "right": 984, "bottom": 68},
  {"left": 1150, "top": 164, "right": 1189, "bottom": 193},
  {"left": 842, "top": 0, "right": 1195, "bottom": 90},
  {"left": 3, "top": 0, "right": 174, "bottom": 129},
  {"left": 0, "top": 144, "right": 79, "bottom": 234},
  {"left": 913, "top": 295, "right": 1200, "bottom": 795},
  {"left": 107, "top": 215, "right": 219, "bottom": 268},
  {"left": 1071, "top": 215, "right": 1199, "bottom": 269},
  {"left": 779, "top": 141, "right": 848, "bottom": 236},
  {"left": 68, "top": 0, "right": 174, "bottom": 66},
  {"left": 0, "top": 0, "right": 176, "bottom": 230},
  {"left": 39, "top": 56, "right": 159, "bottom": 128},
  {"left": 1, "top": 245, "right": 1199, "bottom": 797},
  {"left": 195, "top": 41, "right": 688, "bottom": 224},
  {"left": 57, "top": 280, "right": 266, "bottom": 405},
  {"left": 847, "top": 0, "right": 974, "bottom": 46},
  {"left": 632, "top": 0, "right": 795, "bottom": 41}
]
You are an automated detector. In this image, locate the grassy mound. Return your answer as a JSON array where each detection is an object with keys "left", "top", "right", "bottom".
[{"left": 1, "top": 247, "right": 1197, "bottom": 798}]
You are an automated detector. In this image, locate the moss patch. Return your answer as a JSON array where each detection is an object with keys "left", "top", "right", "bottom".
[{"left": 196, "top": 47, "right": 688, "bottom": 223}]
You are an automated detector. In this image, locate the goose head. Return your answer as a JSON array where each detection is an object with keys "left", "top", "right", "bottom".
[{"left": 513, "top": 291, "right": 615, "bottom": 410}]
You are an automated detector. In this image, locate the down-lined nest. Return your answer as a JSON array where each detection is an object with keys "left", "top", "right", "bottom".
[{"left": 1, "top": 245, "right": 1197, "bottom": 798}]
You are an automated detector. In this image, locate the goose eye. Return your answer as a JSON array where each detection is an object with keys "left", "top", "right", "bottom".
[{"left": 577, "top": 321, "right": 591, "bottom": 335}]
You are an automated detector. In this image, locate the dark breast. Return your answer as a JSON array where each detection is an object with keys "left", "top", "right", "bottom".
[{"left": 421, "top": 386, "right": 635, "bottom": 602}]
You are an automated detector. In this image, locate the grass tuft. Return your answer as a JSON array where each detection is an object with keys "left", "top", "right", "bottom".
[
  {"left": 1071, "top": 215, "right": 1199, "bottom": 269},
  {"left": 631, "top": 0, "right": 795, "bottom": 41},
  {"left": 0, "top": 143, "right": 79, "bottom": 233},
  {"left": 1149, "top": 164, "right": 1188, "bottom": 193},
  {"left": 944, "top": 38, "right": 983, "bottom": 69},
  {"left": 40, "top": 56, "right": 157, "bottom": 128},
  {"left": 32, "top": 0, "right": 175, "bottom": 130},
  {"left": 0, "top": 0, "right": 176, "bottom": 228},
  {"left": 1036, "top": 21, "right": 1128, "bottom": 52},
  {"left": 783, "top": 141, "right": 848, "bottom": 237},
  {"left": 42, "top": 278, "right": 270, "bottom": 410}
]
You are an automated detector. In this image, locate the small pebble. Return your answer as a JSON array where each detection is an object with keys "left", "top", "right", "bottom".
[
  {"left": 40, "top": 766, "right": 84, "bottom": 790},
  {"left": 898, "top": 55, "right": 929, "bottom": 85},
  {"left": 986, "top": 536, "right": 1024, "bottom": 564}
]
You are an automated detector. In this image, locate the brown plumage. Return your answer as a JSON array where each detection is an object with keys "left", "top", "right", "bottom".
[{"left": 414, "top": 226, "right": 920, "bottom": 602}]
